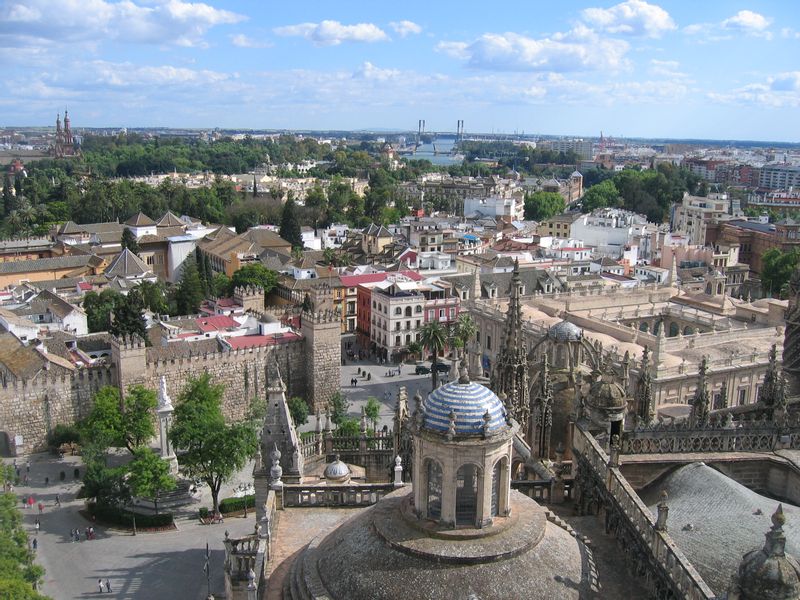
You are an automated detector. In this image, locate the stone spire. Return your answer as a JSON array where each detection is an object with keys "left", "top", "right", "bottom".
[
  {"left": 636, "top": 347, "right": 655, "bottom": 424},
  {"left": 490, "top": 259, "right": 530, "bottom": 435},
  {"left": 530, "top": 354, "right": 553, "bottom": 459},
  {"left": 690, "top": 356, "right": 711, "bottom": 427},
  {"left": 759, "top": 344, "right": 780, "bottom": 406},
  {"left": 784, "top": 265, "right": 800, "bottom": 396}
]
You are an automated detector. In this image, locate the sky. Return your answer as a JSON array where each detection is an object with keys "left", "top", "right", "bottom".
[{"left": 1, "top": 0, "right": 799, "bottom": 141}]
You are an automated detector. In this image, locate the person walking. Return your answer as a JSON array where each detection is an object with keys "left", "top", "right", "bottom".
[
  {"left": 31, "top": 538, "right": 37, "bottom": 551},
  {"left": 34, "top": 519, "right": 40, "bottom": 535},
  {"left": 26, "top": 460, "right": 30, "bottom": 474},
  {"left": 55, "top": 494, "right": 61, "bottom": 507},
  {"left": 105, "top": 579, "right": 112, "bottom": 593},
  {"left": 38, "top": 502, "right": 43, "bottom": 514},
  {"left": 98, "top": 579, "right": 104, "bottom": 594},
  {"left": 70, "top": 528, "right": 75, "bottom": 543}
]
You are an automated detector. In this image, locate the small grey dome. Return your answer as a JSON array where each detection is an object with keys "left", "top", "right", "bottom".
[
  {"left": 324, "top": 456, "right": 351, "bottom": 482},
  {"left": 548, "top": 321, "right": 583, "bottom": 343},
  {"left": 735, "top": 506, "right": 800, "bottom": 600},
  {"left": 587, "top": 377, "right": 628, "bottom": 411}
]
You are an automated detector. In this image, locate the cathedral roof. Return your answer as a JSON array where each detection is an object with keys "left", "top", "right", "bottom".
[
  {"left": 548, "top": 320, "right": 583, "bottom": 342},
  {"left": 124, "top": 212, "right": 156, "bottom": 227},
  {"left": 104, "top": 248, "right": 152, "bottom": 278},
  {"left": 423, "top": 380, "right": 506, "bottom": 436}
]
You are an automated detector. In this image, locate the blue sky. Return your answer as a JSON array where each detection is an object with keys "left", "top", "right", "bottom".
[{"left": 1, "top": 0, "right": 799, "bottom": 141}]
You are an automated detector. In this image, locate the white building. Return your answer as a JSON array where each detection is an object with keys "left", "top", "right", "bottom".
[
  {"left": 463, "top": 196, "right": 524, "bottom": 222},
  {"left": 671, "top": 193, "right": 730, "bottom": 246},
  {"left": 570, "top": 208, "right": 651, "bottom": 257}
]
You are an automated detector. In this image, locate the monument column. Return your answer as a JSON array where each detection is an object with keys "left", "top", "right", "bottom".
[{"left": 157, "top": 376, "right": 178, "bottom": 474}]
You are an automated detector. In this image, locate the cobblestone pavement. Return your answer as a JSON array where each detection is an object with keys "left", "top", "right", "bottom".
[
  {"left": 3, "top": 452, "right": 259, "bottom": 600},
  {"left": 264, "top": 507, "right": 363, "bottom": 600}
]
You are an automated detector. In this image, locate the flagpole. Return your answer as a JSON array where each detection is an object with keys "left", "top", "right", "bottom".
[{"left": 205, "top": 541, "right": 211, "bottom": 599}]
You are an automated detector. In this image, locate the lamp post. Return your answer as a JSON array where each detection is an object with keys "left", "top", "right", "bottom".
[{"left": 131, "top": 500, "right": 138, "bottom": 536}]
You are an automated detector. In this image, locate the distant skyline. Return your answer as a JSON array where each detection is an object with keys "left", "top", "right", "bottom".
[{"left": 1, "top": 1, "right": 799, "bottom": 142}]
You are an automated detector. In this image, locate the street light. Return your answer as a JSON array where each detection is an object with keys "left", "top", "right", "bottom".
[{"left": 131, "top": 500, "right": 138, "bottom": 536}]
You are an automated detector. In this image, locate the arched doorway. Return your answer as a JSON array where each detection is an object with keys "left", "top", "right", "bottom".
[
  {"left": 0, "top": 432, "right": 10, "bottom": 457},
  {"left": 426, "top": 460, "right": 442, "bottom": 520},
  {"left": 456, "top": 463, "right": 480, "bottom": 526}
]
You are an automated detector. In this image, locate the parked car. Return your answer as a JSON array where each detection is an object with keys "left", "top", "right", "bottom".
[
  {"left": 415, "top": 364, "right": 431, "bottom": 375},
  {"left": 434, "top": 363, "right": 451, "bottom": 374}
]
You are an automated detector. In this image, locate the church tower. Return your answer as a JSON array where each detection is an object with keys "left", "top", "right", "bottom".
[{"left": 490, "top": 259, "right": 530, "bottom": 437}]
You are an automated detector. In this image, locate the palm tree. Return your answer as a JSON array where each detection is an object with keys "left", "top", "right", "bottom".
[
  {"left": 420, "top": 321, "right": 447, "bottom": 389},
  {"left": 453, "top": 313, "right": 477, "bottom": 367}
]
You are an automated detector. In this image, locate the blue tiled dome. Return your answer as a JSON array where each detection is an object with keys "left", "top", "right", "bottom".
[
  {"left": 422, "top": 381, "right": 507, "bottom": 436},
  {"left": 548, "top": 320, "right": 583, "bottom": 342}
]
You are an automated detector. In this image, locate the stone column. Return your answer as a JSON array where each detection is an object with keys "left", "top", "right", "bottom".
[{"left": 157, "top": 376, "right": 178, "bottom": 474}]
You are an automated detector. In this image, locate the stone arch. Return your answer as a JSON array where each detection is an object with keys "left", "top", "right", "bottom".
[
  {"left": 639, "top": 322, "right": 649, "bottom": 333},
  {"left": 717, "top": 283, "right": 723, "bottom": 295},
  {"left": 424, "top": 458, "right": 443, "bottom": 520},
  {"left": 491, "top": 456, "right": 510, "bottom": 518},
  {"left": 706, "top": 282, "right": 712, "bottom": 294},
  {"left": 683, "top": 326, "right": 695, "bottom": 335},
  {"left": 456, "top": 462, "right": 483, "bottom": 527},
  {"left": 511, "top": 458, "right": 526, "bottom": 480},
  {"left": 405, "top": 306, "right": 412, "bottom": 317},
  {"left": 669, "top": 322, "right": 680, "bottom": 337}
]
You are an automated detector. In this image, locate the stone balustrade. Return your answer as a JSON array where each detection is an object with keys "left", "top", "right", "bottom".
[
  {"left": 282, "top": 483, "right": 397, "bottom": 508},
  {"left": 573, "top": 425, "right": 716, "bottom": 600}
]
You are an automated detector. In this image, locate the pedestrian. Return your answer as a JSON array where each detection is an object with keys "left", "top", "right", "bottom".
[
  {"left": 44, "top": 476, "right": 49, "bottom": 486},
  {"left": 26, "top": 460, "right": 30, "bottom": 474},
  {"left": 74, "top": 530, "right": 80, "bottom": 543},
  {"left": 38, "top": 502, "right": 43, "bottom": 514},
  {"left": 105, "top": 579, "right": 112, "bottom": 593},
  {"left": 70, "top": 528, "right": 75, "bottom": 543},
  {"left": 27, "top": 496, "right": 34, "bottom": 509},
  {"left": 32, "top": 538, "right": 37, "bottom": 550},
  {"left": 85, "top": 527, "right": 89, "bottom": 541},
  {"left": 55, "top": 494, "right": 61, "bottom": 507},
  {"left": 23, "top": 474, "right": 29, "bottom": 485},
  {"left": 34, "top": 519, "right": 40, "bottom": 535},
  {"left": 98, "top": 579, "right": 104, "bottom": 594},
  {"left": 89, "top": 526, "right": 95, "bottom": 540}
]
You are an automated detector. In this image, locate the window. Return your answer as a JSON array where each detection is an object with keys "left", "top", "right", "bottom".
[
  {"left": 738, "top": 389, "right": 747, "bottom": 405},
  {"left": 395, "top": 323, "right": 400, "bottom": 331},
  {"left": 450, "top": 308, "right": 456, "bottom": 318},
  {"left": 487, "top": 335, "right": 492, "bottom": 350},
  {"left": 416, "top": 320, "right": 421, "bottom": 328},
  {"left": 395, "top": 336, "right": 401, "bottom": 346},
  {"left": 415, "top": 305, "right": 422, "bottom": 313},
  {"left": 462, "top": 291, "right": 468, "bottom": 300},
  {"left": 372, "top": 300, "right": 376, "bottom": 309},
  {"left": 426, "top": 460, "right": 442, "bottom": 520},
  {"left": 428, "top": 310, "right": 435, "bottom": 321},
  {"left": 395, "top": 307, "right": 402, "bottom": 316},
  {"left": 439, "top": 309, "right": 445, "bottom": 319}
]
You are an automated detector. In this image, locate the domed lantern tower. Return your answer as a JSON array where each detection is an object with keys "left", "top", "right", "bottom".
[{"left": 412, "top": 361, "right": 517, "bottom": 529}]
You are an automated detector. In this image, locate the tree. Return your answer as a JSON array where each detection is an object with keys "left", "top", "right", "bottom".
[
  {"left": 175, "top": 256, "right": 205, "bottom": 315},
  {"left": 407, "top": 340, "right": 423, "bottom": 360},
  {"left": 81, "top": 385, "right": 157, "bottom": 453},
  {"left": 364, "top": 397, "right": 380, "bottom": 432},
  {"left": 83, "top": 289, "right": 122, "bottom": 333},
  {"left": 2, "top": 174, "right": 12, "bottom": 217},
  {"left": 110, "top": 289, "right": 148, "bottom": 341},
  {"left": 136, "top": 280, "right": 168, "bottom": 315},
  {"left": 336, "top": 417, "right": 360, "bottom": 437},
  {"left": 169, "top": 374, "right": 258, "bottom": 514},
  {"left": 121, "top": 228, "right": 140, "bottom": 256},
  {"left": 288, "top": 396, "right": 309, "bottom": 426},
  {"left": 279, "top": 197, "right": 303, "bottom": 249},
  {"left": 420, "top": 321, "right": 447, "bottom": 389},
  {"left": 524, "top": 191, "right": 565, "bottom": 221},
  {"left": 453, "top": 313, "right": 477, "bottom": 361},
  {"left": 127, "top": 447, "right": 176, "bottom": 514},
  {"left": 581, "top": 179, "right": 619, "bottom": 212},
  {"left": 211, "top": 272, "right": 232, "bottom": 298},
  {"left": 762, "top": 248, "right": 800, "bottom": 297},
  {"left": 329, "top": 391, "right": 350, "bottom": 425},
  {"left": 230, "top": 263, "right": 278, "bottom": 298}
]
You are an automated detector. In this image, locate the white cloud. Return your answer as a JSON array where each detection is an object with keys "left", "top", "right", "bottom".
[
  {"left": 439, "top": 27, "right": 630, "bottom": 73},
  {"left": 231, "top": 33, "right": 272, "bottom": 48},
  {"left": 708, "top": 72, "right": 800, "bottom": 108},
  {"left": 649, "top": 59, "right": 688, "bottom": 79},
  {"left": 685, "top": 9, "right": 773, "bottom": 41},
  {"left": 353, "top": 62, "right": 400, "bottom": 81},
  {"left": 389, "top": 20, "right": 422, "bottom": 38},
  {"left": 273, "top": 20, "right": 388, "bottom": 45},
  {"left": 581, "top": 0, "right": 676, "bottom": 38},
  {"left": 781, "top": 28, "right": 800, "bottom": 39},
  {"left": 722, "top": 10, "right": 771, "bottom": 33},
  {"left": 0, "top": 0, "right": 245, "bottom": 47}
]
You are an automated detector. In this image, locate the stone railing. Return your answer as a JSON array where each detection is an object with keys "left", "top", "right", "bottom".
[
  {"left": 282, "top": 483, "right": 397, "bottom": 508},
  {"left": 573, "top": 425, "right": 716, "bottom": 600},
  {"left": 623, "top": 414, "right": 800, "bottom": 454}
]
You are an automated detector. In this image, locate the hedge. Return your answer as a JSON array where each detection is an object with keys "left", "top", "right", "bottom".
[
  {"left": 218, "top": 494, "right": 256, "bottom": 514},
  {"left": 87, "top": 502, "right": 174, "bottom": 528}
]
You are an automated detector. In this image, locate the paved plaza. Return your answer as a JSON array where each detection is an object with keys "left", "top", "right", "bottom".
[
  {"left": 3, "top": 452, "right": 259, "bottom": 600},
  {"left": 299, "top": 359, "right": 448, "bottom": 434}
]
